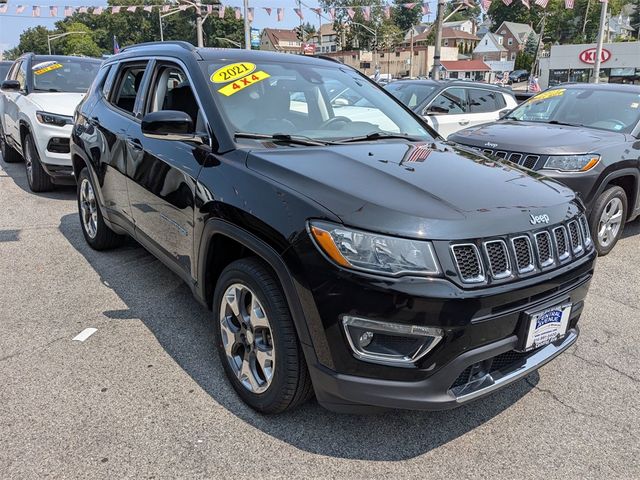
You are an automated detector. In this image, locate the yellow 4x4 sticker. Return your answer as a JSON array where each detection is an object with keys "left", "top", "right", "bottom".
[
  {"left": 33, "top": 61, "right": 63, "bottom": 75},
  {"left": 218, "top": 71, "right": 270, "bottom": 96},
  {"left": 211, "top": 62, "right": 256, "bottom": 83},
  {"left": 529, "top": 89, "right": 565, "bottom": 102}
]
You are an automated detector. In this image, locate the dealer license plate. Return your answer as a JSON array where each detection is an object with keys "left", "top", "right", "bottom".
[{"left": 524, "top": 303, "right": 572, "bottom": 350}]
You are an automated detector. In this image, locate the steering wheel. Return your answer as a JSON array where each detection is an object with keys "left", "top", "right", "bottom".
[{"left": 319, "top": 116, "right": 352, "bottom": 129}]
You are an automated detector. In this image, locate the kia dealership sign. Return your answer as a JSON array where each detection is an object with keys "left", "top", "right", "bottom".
[{"left": 579, "top": 48, "right": 611, "bottom": 64}]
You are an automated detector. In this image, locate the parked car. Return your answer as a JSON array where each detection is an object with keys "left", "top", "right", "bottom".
[
  {"left": 0, "top": 54, "right": 101, "bottom": 191},
  {"left": 0, "top": 61, "right": 12, "bottom": 81},
  {"left": 72, "top": 42, "right": 596, "bottom": 414},
  {"left": 509, "top": 70, "right": 529, "bottom": 84},
  {"left": 450, "top": 83, "right": 640, "bottom": 255},
  {"left": 385, "top": 79, "right": 517, "bottom": 139}
]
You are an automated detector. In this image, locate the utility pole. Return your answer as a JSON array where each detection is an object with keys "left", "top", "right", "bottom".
[
  {"left": 159, "top": 9, "right": 164, "bottom": 42},
  {"left": 431, "top": 0, "right": 445, "bottom": 80},
  {"left": 593, "top": 0, "right": 608, "bottom": 83},
  {"left": 582, "top": 0, "right": 591, "bottom": 38},
  {"left": 195, "top": 0, "right": 204, "bottom": 47},
  {"left": 531, "top": 14, "right": 546, "bottom": 78},
  {"left": 409, "top": 27, "right": 414, "bottom": 78},
  {"left": 243, "top": 0, "right": 250, "bottom": 50}
]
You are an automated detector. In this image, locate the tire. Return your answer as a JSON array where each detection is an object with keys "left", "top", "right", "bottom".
[
  {"left": 77, "top": 167, "right": 125, "bottom": 250},
  {"left": 213, "top": 258, "right": 313, "bottom": 413},
  {"left": 24, "top": 132, "right": 53, "bottom": 192},
  {"left": 589, "top": 185, "right": 627, "bottom": 256},
  {"left": 0, "top": 124, "right": 22, "bottom": 163}
]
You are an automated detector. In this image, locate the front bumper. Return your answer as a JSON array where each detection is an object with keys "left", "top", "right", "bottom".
[{"left": 32, "top": 122, "right": 74, "bottom": 183}]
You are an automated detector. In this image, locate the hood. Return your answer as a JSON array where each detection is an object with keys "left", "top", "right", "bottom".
[
  {"left": 246, "top": 141, "right": 579, "bottom": 240},
  {"left": 27, "top": 92, "right": 86, "bottom": 116},
  {"left": 450, "top": 121, "right": 627, "bottom": 155}
]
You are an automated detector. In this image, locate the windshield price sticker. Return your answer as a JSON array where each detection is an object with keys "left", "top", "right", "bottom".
[
  {"left": 529, "top": 89, "right": 565, "bottom": 103},
  {"left": 211, "top": 62, "right": 256, "bottom": 84},
  {"left": 33, "top": 61, "right": 63, "bottom": 76},
  {"left": 218, "top": 71, "right": 270, "bottom": 97}
]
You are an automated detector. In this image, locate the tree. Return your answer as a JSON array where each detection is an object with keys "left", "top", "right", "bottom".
[
  {"left": 631, "top": 0, "right": 640, "bottom": 38},
  {"left": 392, "top": 0, "right": 422, "bottom": 31},
  {"left": 445, "top": 2, "right": 481, "bottom": 23},
  {"left": 60, "top": 22, "right": 102, "bottom": 57},
  {"left": 515, "top": 50, "right": 533, "bottom": 70},
  {"left": 4, "top": 26, "right": 50, "bottom": 58},
  {"left": 524, "top": 31, "right": 537, "bottom": 55},
  {"left": 319, "top": 0, "right": 385, "bottom": 50}
]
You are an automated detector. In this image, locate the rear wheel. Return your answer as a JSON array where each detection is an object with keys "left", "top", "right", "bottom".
[
  {"left": 0, "top": 124, "right": 22, "bottom": 163},
  {"left": 213, "top": 258, "right": 313, "bottom": 413},
  {"left": 77, "top": 167, "right": 125, "bottom": 250},
  {"left": 24, "top": 132, "right": 53, "bottom": 192},
  {"left": 590, "top": 185, "right": 627, "bottom": 256}
]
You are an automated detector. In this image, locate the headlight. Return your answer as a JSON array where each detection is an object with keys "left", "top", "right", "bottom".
[
  {"left": 308, "top": 221, "right": 440, "bottom": 276},
  {"left": 36, "top": 111, "right": 73, "bottom": 127},
  {"left": 543, "top": 154, "right": 600, "bottom": 172}
]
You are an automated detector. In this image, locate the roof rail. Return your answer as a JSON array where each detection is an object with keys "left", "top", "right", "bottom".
[
  {"left": 316, "top": 55, "right": 343, "bottom": 64},
  {"left": 120, "top": 41, "right": 196, "bottom": 53}
]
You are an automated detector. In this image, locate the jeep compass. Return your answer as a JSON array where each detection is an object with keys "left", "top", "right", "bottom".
[{"left": 71, "top": 42, "right": 596, "bottom": 413}]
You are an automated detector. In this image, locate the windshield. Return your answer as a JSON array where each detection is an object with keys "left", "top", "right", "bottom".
[
  {"left": 384, "top": 82, "right": 437, "bottom": 110},
  {"left": 506, "top": 87, "right": 640, "bottom": 134},
  {"left": 203, "top": 60, "right": 433, "bottom": 143},
  {"left": 32, "top": 57, "right": 101, "bottom": 93}
]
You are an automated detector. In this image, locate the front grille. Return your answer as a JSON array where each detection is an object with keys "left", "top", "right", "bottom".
[
  {"left": 450, "top": 214, "right": 592, "bottom": 285},
  {"left": 475, "top": 147, "right": 543, "bottom": 170},
  {"left": 451, "top": 244, "right": 484, "bottom": 282}
]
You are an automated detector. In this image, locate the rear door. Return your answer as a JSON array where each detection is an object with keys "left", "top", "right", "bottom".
[
  {"left": 423, "top": 87, "right": 470, "bottom": 139},
  {"left": 2, "top": 60, "right": 26, "bottom": 146},
  {"left": 466, "top": 87, "right": 508, "bottom": 128},
  {"left": 125, "top": 60, "right": 208, "bottom": 278},
  {"left": 89, "top": 60, "right": 150, "bottom": 229}
]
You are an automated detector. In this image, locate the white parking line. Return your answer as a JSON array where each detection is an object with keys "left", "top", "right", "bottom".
[{"left": 72, "top": 328, "right": 98, "bottom": 342}]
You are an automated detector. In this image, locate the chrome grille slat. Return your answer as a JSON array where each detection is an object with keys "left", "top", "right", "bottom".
[
  {"left": 495, "top": 151, "right": 507, "bottom": 159},
  {"left": 483, "top": 240, "right": 511, "bottom": 279},
  {"left": 578, "top": 214, "right": 592, "bottom": 246},
  {"left": 534, "top": 231, "right": 554, "bottom": 268},
  {"left": 522, "top": 155, "right": 540, "bottom": 169},
  {"left": 451, "top": 244, "right": 485, "bottom": 283},
  {"left": 568, "top": 220, "right": 583, "bottom": 255},
  {"left": 508, "top": 153, "right": 522, "bottom": 164},
  {"left": 553, "top": 226, "right": 570, "bottom": 262},
  {"left": 511, "top": 236, "right": 535, "bottom": 273}
]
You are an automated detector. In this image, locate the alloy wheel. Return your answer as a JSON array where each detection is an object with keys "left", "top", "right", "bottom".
[
  {"left": 24, "top": 139, "right": 34, "bottom": 184},
  {"left": 597, "top": 197, "right": 623, "bottom": 248},
  {"left": 219, "top": 283, "right": 275, "bottom": 394},
  {"left": 79, "top": 178, "right": 98, "bottom": 239}
]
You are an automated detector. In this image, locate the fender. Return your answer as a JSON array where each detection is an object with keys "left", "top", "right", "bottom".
[
  {"left": 591, "top": 166, "right": 640, "bottom": 219},
  {"left": 197, "top": 218, "right": 315, "bottom": 351}
]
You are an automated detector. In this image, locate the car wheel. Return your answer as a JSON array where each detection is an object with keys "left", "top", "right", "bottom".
[
  {"left": 24, "top": 132, "right": 53, "bottom": 192},
  {"left": 0, "top": 125, "right": 22, "bottom": 163},
  {"left": 77, "top": 167, "right": 125, "bottom": 250},
  {"left": 213, "top": 258, "right": 313, "bottom": 413},
  {"left": 590, "top": 185, "right": 627, "bottom": 256}
]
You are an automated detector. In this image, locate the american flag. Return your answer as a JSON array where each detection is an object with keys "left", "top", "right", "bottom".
[
  {"left": 403, "top": 144, "right": 434, "bottom": 163},
  {"left": 502, "top": 0, "right": 513, "bottom": 6},
  {"left": 528, "top": 76, "right": 541, "bottom": 92},
  {"left": 113, "top": 35, "right": 120, "bottom": 54},
  {"left": 218, "top": 5, "right": 225, "bottom": 18},
  {"left": 363, "top": 6, "right": 371, "bottom": 21},
  {"left": 277, "top": 7, "right": 284, "bottom": 21},
  {"left": 565, "top": 0, "right": 574, "bottom": 8},
  {"left": 481, "top": 0, "right": 492, "bottom": 11},
  {"left": 521, "top": 0, "right": 530, "bottom": 9},
  {"left": 535, "top": 0, "right": 549, "bottom": 7},
  {"left": 294, "top": 7, "right": 303, "bottom": 19},
  {"left": 49, "top": 6, "right": 57, "bottom": 16}
]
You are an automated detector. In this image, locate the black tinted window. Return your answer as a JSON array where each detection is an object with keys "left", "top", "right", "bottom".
[
  {"left": 148, "top": 64, "right": 202, "bottom": 132},
  {"left": 468, "top": 89, "right": 502, "bottom": 113},
  {"left": 430, "top": 87, "right": 467, "bottom": 114},
  {"left": 110, "top": 63, "right": 148, "bottom": 114}
]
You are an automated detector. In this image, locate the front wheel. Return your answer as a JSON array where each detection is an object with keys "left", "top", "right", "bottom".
[
  {"left": 24, "top": 133, "right": 53, "bottom": 192},
  {"left": 213, "top": 258, "right": 313, "bottom": 413},
  {"left": 590, "top": 185, "right": 627, "bottom": 256},
  {"left": 77, "top": 168, "right": 125, "bottom": 250}
]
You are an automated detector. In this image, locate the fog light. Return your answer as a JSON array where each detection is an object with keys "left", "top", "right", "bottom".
[{"left": 343, "top": 316, "right": 444, "bottom": 367}]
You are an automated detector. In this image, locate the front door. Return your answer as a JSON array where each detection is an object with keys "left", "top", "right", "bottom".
[{"left": 423, "top": 87, "right": 470, "bottom": 139}]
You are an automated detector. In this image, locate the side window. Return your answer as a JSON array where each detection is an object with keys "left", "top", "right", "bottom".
[
  {"left": 147, "top": 64, "right": 202, "bottom": 132},
  {"left": 289, "top": 90, "right": 309, "bottom": 115},
  {"left": 468, "top": 89, "right": 500, "bottom": 114},
  {"left": 495, "top": 93, "right": 507, "bottom": 110},
  {"left": 15, "top": 61, "right": 27, "bottom": 90},
  {"left": 429, "top": 87, "right": 467, "bottom": 114},
  {"left": 7, "top": 61, "right": 20, "bottom": 81},
  {"left": 109, "top": 63, "right": 148, "bottom": 115}
]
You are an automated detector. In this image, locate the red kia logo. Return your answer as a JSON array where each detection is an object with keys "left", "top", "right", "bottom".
[{"left": 579, "top": 48, "right": 611, "bottom": 64}]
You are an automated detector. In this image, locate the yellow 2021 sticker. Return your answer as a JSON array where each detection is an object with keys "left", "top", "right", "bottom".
[
  {"left": 529, "top": 88, "right": 565, "bottom": 103},
  {"left": 33, "top": 61, "right": 63, "bottom": 76},
  {"left": 211, "top": 62, "right": 256, "bottom": 84},
  {"left": 218, "top": 71, "right": 271, "bottom": 97}
]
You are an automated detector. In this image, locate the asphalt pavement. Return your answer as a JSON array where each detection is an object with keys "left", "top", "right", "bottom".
[{"left": 0, "top": 155, "right": 639, "bottom": 479}]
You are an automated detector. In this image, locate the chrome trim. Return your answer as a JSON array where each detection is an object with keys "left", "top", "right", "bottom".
[
  {"left": 534, "top": 231, "right": 554, "bottom": 268},
  {"left": 482, "top": 148, "right": 493, "bottom": 155},
  {"left": 452, "top": 330, "right": 578, "bottom": 403},
  {"left": 508, "top": 152, "right": 522, "bottom": 164},
  {"left": 579, "top": 214, "right": 592, "bottom": 247},
  {"left": 568, "top": 220, "right": 584, "bottom": 255},
  {"left": 510, "top": 236, "right": 535, "bottom": 273},
  {"left": 553, "top": 226, "right": 570, "bottom": 262},
  {"left": 495, "top": 151, "right": 507, "bottom": 158},
  {"left": 342, "top": 316, "right": 443, "bottom": 367},
  {"left": 483, "top": 239, "right": 512, "bottom": 280},
  {"left": 450, "top": 243, "right": 485, "bottom": 283},
  {"left": 522, "top": 155, "right": 540, "bottom": 169}
]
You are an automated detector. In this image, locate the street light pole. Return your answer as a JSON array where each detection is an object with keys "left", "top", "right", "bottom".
[
  {"left": 195, "top": 0, "right": 204, "bottom": 47},
  {"left": 216, "top": 37, "right": 242, "bottom": 48},
  {"left": 243, "top": 0, "right": 251, "bottom": 50},
  {"left": 593, "top": 0, "right": 608, "bottom": 83},
  {"left": 47, "top": 31, "right": 88, "bottom": 55}
]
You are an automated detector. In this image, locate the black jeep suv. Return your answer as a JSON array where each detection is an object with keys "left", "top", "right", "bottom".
[{"left": 71, "top": 42, "right": 596, "bottom": 414}]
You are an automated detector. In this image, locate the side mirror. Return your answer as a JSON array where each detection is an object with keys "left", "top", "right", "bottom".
[
  {"left": 1, "top": 80, "right": 20, "bottom": 91},
  {"left": 141, "top": 110, "right": 202, "bottom": 143},
  {"left": 498, "top": 109, "right": 510, "bottom": 119},
  {"left": 426, "top": 105, "right": 449, "bottom": 115}
]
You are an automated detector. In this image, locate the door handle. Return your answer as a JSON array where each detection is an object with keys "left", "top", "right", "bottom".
[
  {"left": 458, "top": 120, "right": 470, "bottom": 126},
  {"left": 126, "top": 137, "right": 143, "bottom": 150}
]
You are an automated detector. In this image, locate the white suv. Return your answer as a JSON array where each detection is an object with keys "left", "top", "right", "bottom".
[
  {"left": 0, "top": 54, "right": 101, "bottom": 191},
  {"left": 385, "top": 80, "right": 518, "bottom": 139}
]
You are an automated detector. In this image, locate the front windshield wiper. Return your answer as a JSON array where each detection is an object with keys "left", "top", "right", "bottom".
[
  {"left": 234, "top": 132, "right": 336, "bottom": 146},
  {"left": 337, "top": 132, "right": 422, "bottom": 143},
  {"left": 34, "top": 88, "right": 61, "bottom": 92},
  {"left": 547, "top": 120, "right": 584, "bottom": 128}
]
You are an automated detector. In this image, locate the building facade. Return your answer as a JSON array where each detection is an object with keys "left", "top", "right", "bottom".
[
  {"left": 260, "top": 28, "right": 302, "bottom": 54},
  {"left": 493, "top": 21, "right": 536, "bottom": 62}
]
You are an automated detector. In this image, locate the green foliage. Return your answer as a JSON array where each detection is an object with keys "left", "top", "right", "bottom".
[
  {"left": 320, "top": 0, "right": 386, "bottom": 50},
  {"left": 392, "top": 0, "right": 422, "bottom": 31},
  {"left": 514, "top": 50, "right": 533, "bottom": 70},
  {"left": 445, "top": 2, "right": 481, "bottom": 23},
  {"left": 4, "top": 26, "right": 50, "bottom": 58},
  {"left": 524, "top": 31, "right": 537, "bottom": 55},
  {"left": 59, "top": 22, "right": 102, "bottom": 57}
]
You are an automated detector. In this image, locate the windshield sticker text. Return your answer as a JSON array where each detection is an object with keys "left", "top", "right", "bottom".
[
  {"left": 211, "top": 62, "right": 256, "bottom": 84},
  {"left": 218, "top": 71, "right": 270, "bottom": 97},
  {"left": 33, "top": 61, "right": 63, "bottom": 76}
]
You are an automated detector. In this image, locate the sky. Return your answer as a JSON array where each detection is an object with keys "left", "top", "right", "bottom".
[{"left": 0, "top": 0, "right": 343, "bottom": 52}]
